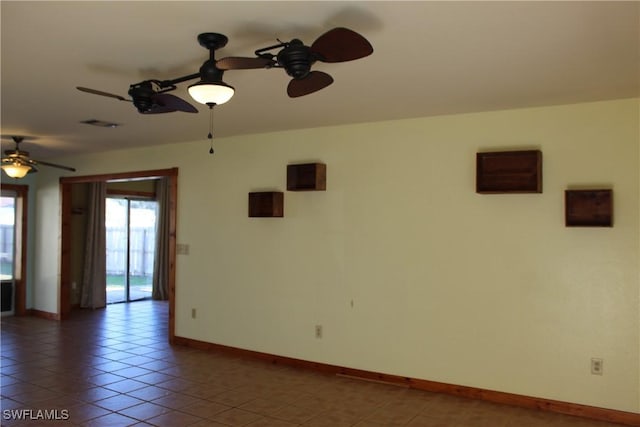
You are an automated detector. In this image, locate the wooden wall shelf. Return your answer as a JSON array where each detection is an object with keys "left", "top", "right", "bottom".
[
  {"left": 565, "top": 189, "right": 612, "bottom": 227},
  {"left": 287, "top": 163, "right": 326, "bottom": 191},
  {"left": 248, "top": 192, "right": 284, "bottom": 217},
  {"left": 476, "top": 150, "right": 542, "bottom": 193}
]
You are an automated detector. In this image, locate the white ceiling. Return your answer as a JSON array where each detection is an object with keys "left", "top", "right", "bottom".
[{"left": 1, "top": 1, "right": 638, "bottom": 160}]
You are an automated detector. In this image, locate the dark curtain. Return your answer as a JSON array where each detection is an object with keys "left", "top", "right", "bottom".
[
  {"left": 152, "top": 177, "right": 170, "bottom": 300},
  {"left": 80, "top": 182, "right": 107, "bottom": 309}
]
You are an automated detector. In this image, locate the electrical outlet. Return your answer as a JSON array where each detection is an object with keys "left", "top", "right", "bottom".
[
  {"left": 191, "top": 308, "right": 196, "bottom": 319},
  {"left": 591, "top": 358, "right": 603, "bottom": 375},
  {"left": 315, "top": 325, "right": 323, "bottom": 339}
]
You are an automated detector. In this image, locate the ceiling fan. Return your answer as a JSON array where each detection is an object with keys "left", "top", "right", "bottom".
[
  {"left": 1, "top": 136, "right": 76, "bottom": 179},
  {"left": 76, "top": 27, "right": 374, "bottom": 113}
]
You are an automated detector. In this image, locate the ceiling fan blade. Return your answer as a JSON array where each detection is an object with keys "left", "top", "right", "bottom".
[
  {"left": 287, "top": 71, "right": 334, "bottom": 98},
  {"left": 141, "top": 102, "right": 176, "bottom": 114},
  {"left": 146, "top": 94, "right": 198, "bottom": 114},
  {"left": 216, "top": 56, "right": 275, "bottom": 70},
  {"left": 310, "top": 27, "right": 373, "bottom": 63},
  {"left": 76, "top": 86, "right": 129, "bottom": 102},
  {"left": 31, "top": 159, "right": 76, "bottom": 172}
]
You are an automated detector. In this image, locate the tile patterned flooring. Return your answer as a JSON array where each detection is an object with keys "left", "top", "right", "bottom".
[{"left": 0, "top": 301, "right": 626, "bottom": 426}]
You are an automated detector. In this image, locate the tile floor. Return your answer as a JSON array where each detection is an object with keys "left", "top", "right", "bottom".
[
  {"left": 105, "top": 286, "right": 151, "bottom": 304},
  {"left": 0, "top": 301, "right": 626, "bottom": 426}
]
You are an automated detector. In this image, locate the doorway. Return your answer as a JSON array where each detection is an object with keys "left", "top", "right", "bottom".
[
  {"left": 106, "top": 197, "right": 158, "bottom": 304},
  {"left": 60, "top": 168, "right": 177, "bottom": 342}
]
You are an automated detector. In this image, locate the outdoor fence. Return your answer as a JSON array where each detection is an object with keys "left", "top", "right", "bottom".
[
  {"left": 0, "top": 225, "right": 156, "bottom": 277},
  {"left": 0, "top": 225, "right": 13, "bottom": 261},
  {"left": 106, "top": 226, "right": 156, "bottom": 276},
  {"left": 0, "top": 226, "right": 14, "bottom": 278}
]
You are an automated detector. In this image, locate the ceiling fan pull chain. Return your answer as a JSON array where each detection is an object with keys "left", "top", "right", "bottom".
[{"left": 207, "top": 103, "right": 215, "bottom": 154}]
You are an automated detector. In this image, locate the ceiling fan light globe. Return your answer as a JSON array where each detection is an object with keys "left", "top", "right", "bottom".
[
  {"left": 188, "top": 81, "right": 235, "bottom": 105},
  {"left": 2, "top": 162, "right": 32, "bottom": 178}
]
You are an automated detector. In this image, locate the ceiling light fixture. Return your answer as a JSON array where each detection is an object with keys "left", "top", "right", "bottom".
[
  {"left": 1, "top": 136, "right": 75, "bottom": 178},
  {"left": 188, "top": 81, "right": 234, "bottom": 105},
  {"left": 1, "top": 161, "right": 32, "bottom": 179},
  {"left": 187, "top": 59, "right": 235, "bottom": 106}
]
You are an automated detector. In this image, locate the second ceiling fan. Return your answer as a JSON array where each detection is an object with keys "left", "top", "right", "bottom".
[{"left": 77, "top": 27, "right": 374, "bottom": 114}]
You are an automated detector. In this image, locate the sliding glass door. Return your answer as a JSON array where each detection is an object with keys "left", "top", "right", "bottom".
[
  {"left": 105, "top": 198, "right": 158, "bottom": 304},
  {"left": 0, "top": 192, "right": 17, "bottom": 314}
]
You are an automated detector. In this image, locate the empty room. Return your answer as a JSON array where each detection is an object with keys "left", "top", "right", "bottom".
[{"left": 1, "top": 1, "right": 638, "bottom": 426}]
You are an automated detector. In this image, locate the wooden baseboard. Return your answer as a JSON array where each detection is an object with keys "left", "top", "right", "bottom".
[
  {"left": 29, "top": 309, "right": 61, "bottom": 321},
  {"left": 173, "top": 336, "right": 639, "bottom": 427}
]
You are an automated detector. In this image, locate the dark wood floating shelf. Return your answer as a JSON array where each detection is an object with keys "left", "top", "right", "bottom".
[
  {"left": 565, "top": 189, "right": 612, "bottom": 227},
  {"left": 248, "top": 192, "right": 284, "bottom": 218},
  {"left": 287, "top": 163, "right": 326, "bottom": 191},
  {"left": 476, "top": 150, "right": 542, "bottom": 193}
]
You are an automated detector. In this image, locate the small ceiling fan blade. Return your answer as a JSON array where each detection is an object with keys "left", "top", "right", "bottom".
[
  {"left": 141, "top": 94, "right": 196, "bottom": 114},
  {"left": 287, "top": 71, "right": 334, "bottom": 98},
  {"left": 76, "top": 86, "right": 129, "bottom": 102},
  {"left": 217, "top": 56, "right": 275, "bottom": 70},
  {"left": 141, "top": 104, "right": 176, "bottom": 114},
  {"left": 310, "top": 27, "right": 373, "bottom": 63},
  {"left": 31, "top": 159, "right": 76, "bottom": 172},
  {"left": 154, "top": 93, "right": 197, "bottom": 113}
]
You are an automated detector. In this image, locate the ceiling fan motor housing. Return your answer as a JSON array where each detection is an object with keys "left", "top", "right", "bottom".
[
  {"left": 128, "top": 82, "right": 157, "bottom": 113},
  {"left": 199, "top": 59, "right": 225, "bottom": 82},
  {"left": 278, "top": 40, "right": 314, "bottom": 79}
]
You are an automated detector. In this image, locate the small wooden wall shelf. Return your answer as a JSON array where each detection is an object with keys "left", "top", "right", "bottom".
[
  {"left": 287, "top": 163, "right": 326, "bottom": 191},
  {"left": 565, "top": 189, "right": 612, "bottom": 227},
  {"left": 476, "top": 150, "right": 542, "bottom": 193},
  {"left": 248, "top": 192, "right": 284, "bottom": 217}
]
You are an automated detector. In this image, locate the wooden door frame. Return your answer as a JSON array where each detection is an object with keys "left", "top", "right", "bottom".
[
  {"left": 1, "top": 183, "right": 29, "bottom": 316},
  {"left": 59, "top": 168, "right": 178, "bottom": 342}
]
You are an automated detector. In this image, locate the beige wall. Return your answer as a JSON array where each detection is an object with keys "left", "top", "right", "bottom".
[{"left": 34, "top": 98, "right": 639, "bottom": 412}]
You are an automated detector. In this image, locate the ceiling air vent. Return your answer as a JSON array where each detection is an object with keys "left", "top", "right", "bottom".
[{"left": 80, "top": 119, "right": 120, "bottom": 128}]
